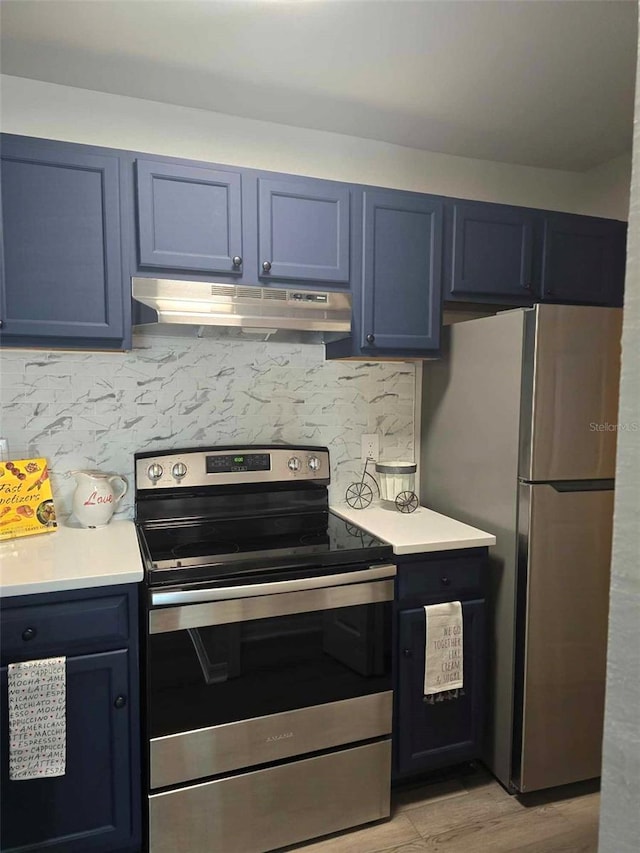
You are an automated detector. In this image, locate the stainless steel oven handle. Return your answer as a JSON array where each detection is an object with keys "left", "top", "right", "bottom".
[{"left": 150, "top": 563, "right": 396, "bottom": 607}]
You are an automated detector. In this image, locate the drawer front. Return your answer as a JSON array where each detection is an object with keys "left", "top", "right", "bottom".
[
  {"left": 397, "top": 557, "right": 484, "bottom": 603},
  {"left": 149, "top": 739, "right": 391, "bottom": 853},
  {"left": 0, "top": 594, "right": 129, "bottom": 662}
]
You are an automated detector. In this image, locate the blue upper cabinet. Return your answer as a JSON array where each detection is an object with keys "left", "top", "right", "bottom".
[
  {"left": 0, "top": 135, "right": 128, "bottom": 348},
  {"left": 541, "top": 214, "right": 626, "bottom": 307},
  {"left": 446, "top": 200, "right": 536, "bottom": 302},
  {"left": 360, "top": 190, "right": 443, "bottom": 353},
  {"left": 258, "top": 177, "right": 350, "bottom": 285},
  {"left": 136, "top": 159, "right": 243, "bottom": 274}
]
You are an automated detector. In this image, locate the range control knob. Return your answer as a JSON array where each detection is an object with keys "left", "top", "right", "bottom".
[
  {"left": 147, "top": 463, "right": 163, "bottom": 483},
  {"left": 308, "top": 456, "right": 321, "bottom": 472},
  {"left": 171, "top": 462, "right": 187, "bottom": 480},
  {"left": 287, "top": 456, "right": 301, "bottom": 472}
]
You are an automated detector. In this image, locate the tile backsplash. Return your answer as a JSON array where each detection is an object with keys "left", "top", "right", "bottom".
[{"left": 0, "top": 333, "right": 416, "bottom": 520}]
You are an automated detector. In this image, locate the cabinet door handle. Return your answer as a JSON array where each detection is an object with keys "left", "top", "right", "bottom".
[
  {"left": 113, "top": 695, "right": 127, "bottom": 709},
  {"left": 262, "top": 260, "right": 272, "bottom": 272},
  {"left": 22, "top": 627, "right": 37, "bottom": 641},
  {"left": 366, "top": 334, "right": 375, "bottom": 345},
  {"left": 232, "top": 255, "right": 243, "bottom": 267},
  {"left": 402, "top": 648, "right": 413, "bottom": 658},
  {"left": 440, "top": 577, "right": 451, "bottom": 586}
]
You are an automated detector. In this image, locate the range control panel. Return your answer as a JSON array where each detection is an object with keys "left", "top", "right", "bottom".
[
  {"left": 135, "top": 446, "right": 330, "bottom": 490},
  {"left": 206, "top": 453, "right": 270, "bottom": 474}
]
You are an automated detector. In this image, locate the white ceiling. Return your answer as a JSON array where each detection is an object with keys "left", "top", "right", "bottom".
[{"left": 0, "top": 0, "right": 637, "bottom": 172}]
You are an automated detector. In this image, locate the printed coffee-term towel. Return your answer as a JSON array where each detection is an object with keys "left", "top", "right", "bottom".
[
  {"left": 423, "top": 601, "right": 463, "bottom": 696},
  {"left": 8, "top": 657, "right": 66, "bottom": 780}
]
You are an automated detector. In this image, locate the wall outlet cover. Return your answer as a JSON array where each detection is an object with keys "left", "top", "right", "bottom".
[{"left": 361, "top": 434, "right": 380, "bottom": 463}]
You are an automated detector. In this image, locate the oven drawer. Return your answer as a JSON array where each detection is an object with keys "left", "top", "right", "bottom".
[
  {"left": 0, "top": 593, "right": 130, "bottom": 662},
  {"left": 149, "top": 739, "right": 391, "bottom": 853},
  {"left": 150, "top": 690, "right": 393, "bottom": 788}
]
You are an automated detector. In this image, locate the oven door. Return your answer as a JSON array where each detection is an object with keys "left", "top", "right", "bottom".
[{"left": 146, "top": 563, "right": 395, "bottom": 789}]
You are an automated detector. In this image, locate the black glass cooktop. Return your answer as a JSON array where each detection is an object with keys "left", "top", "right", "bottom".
[{"left": 139, "top": 511, "right": 392, "bottom": 586}]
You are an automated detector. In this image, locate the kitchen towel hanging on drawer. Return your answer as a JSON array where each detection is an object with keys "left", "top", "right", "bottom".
[
  {"left": 423, "top": 602, "right": 463, "bottom": 700},
  {"left": 8, "top": 657, "right": 66, "bottom": 780}
]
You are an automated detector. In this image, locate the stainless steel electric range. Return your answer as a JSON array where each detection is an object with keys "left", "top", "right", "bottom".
[{"left": 135, "top": 445, "right": 396, "bottom": 853}]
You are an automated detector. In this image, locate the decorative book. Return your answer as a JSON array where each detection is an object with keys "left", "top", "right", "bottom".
[{"left": 0, "top": 458, "right": 57, "bottom": 540}]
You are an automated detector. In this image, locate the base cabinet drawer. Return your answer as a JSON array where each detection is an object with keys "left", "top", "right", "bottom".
[
  {"left": 0, "top": 594, "right": 129, "bottom": 662},
  {"left": 396, "top": 556, "right": 484, "bottom": 604},
  {"left": 149, "top": 739, "right": 391, "bottom": 853},
  {"left": 395, "top": 600, "right": 486, "bottom": 779}
]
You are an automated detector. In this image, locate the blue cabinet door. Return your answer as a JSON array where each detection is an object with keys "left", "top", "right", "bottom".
[
  {"left": 0, "top": 650, "right": 135, "bottom": 853},
  {"left": 136, "top": 159, "right": 243, "bottom": 274},
  {"left": 361, "top": 190, "right": 442, "bottom": 352},
  {"left": 0, "top": 137, "right": 125, "bottom": 343},
  {"left": 541, "top": 214, "right": 626, "bottom": 306},
  {"left": 395, "top": 600, "right": 485, "bottom": 778},
  {"left": 448, "top": 201, "right": 535, "bottom": 300},
  {"left": 258, "top": 177, "right": 350, "bottom": 284}
]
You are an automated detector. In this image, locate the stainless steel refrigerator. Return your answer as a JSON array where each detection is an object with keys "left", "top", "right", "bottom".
[{"left": 420, "top": 304, "right": 622, "bottom": 793}]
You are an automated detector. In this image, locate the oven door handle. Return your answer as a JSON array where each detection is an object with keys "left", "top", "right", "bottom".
[{"left": 150, "top": 563, "right": 397, "bottom": 608}]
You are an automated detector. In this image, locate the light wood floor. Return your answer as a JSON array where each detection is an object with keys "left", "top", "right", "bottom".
[{"left": 292, "top": 766, "right": 600, "bottom": 853}]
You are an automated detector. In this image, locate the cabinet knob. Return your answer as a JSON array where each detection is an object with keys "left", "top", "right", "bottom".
[
  {"left": 440, "top": 577, "right": 451, "bottom": 586},
  {"left": 232, "top": 255, "right": 242, "bottom": 267},
  {"left": 402, "top": 648, "right": 413, "bottom": 658},
  {"left": 113, "top": 695, "right": 127, "bottom": 709},
  {"left": 366, "top": 334, "right": 375, "bottom": 345},
  {"left": 0, "top": 319, "right": 3, "bottom": 329},
  {"left": 22, "top": 627, "right": 37, "bottom": 641},
  {"left": 262, "top": 260, "right": 272, "bottom": 273}
]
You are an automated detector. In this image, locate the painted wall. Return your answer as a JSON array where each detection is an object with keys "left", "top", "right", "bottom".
[
  {"left": 581, "top": 153, "right": 632, "bottom": 221},
  {"left": 0, "top": 75, "right": 630, "bottom": 219},
  {"left": 0, "top": 332, "right": 415, "bottom": 521},
  {"left": 598, "top": 25, "right": 640, "bottom": 853}
]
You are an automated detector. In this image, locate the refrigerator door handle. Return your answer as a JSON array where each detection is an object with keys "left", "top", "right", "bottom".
[
  {"left": 519, "top": 479, "right": 615, "bottom": 492},
  {"left": 549, "top": 479, "right": 614, "bottom": 492}
]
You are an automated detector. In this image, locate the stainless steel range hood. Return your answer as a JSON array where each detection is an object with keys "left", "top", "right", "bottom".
[{"left": 132, "top": 278, "right": 351, "bottom": 335}]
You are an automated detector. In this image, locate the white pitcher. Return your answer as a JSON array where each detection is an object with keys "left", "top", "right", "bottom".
[{"left": 71, "top": 470, "right": 128, "bottom": 528}]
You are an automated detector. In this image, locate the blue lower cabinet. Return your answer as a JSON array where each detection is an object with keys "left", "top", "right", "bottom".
[
  {"left": 395, "top": 600, "right": 486, "bottom": 779},
  {"left": 0, "top": 585, "right": 140, "bottom": 853},
  {"left": 393, "top": 550, "right": 488, "bottom": 780},
  {"left": 0, "top": 135, "right": 129, "bottom": 349},
  {"left": 541, "top": 214, "right": 626, "bottom": 306},
  {"left": 0, "top": 652, "right": 133, "bottom": 852}
]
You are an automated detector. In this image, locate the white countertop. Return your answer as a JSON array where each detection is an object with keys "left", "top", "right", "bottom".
[
  {"left": 0, "top": 520, "right": 144, "bottom": 597},
  {"left": 331, "top": 503, "right": 496, "bottom": 555}
]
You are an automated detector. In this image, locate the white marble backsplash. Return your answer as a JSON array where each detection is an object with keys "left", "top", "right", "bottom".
[{"left": 0, "top": 333, "right": 415, "bottom": 520}]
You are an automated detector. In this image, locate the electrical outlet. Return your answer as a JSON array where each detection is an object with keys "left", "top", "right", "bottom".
[
  {"left": 0, "top": 439, "right": 8, "bottom": 462},
  {"left": 361, "top": 434, "right": 379, "bottom": 464}
]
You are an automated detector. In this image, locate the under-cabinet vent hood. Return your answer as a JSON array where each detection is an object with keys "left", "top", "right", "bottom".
[{"left": 132, "top": 278, "right": 351, "bottom": 336}]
